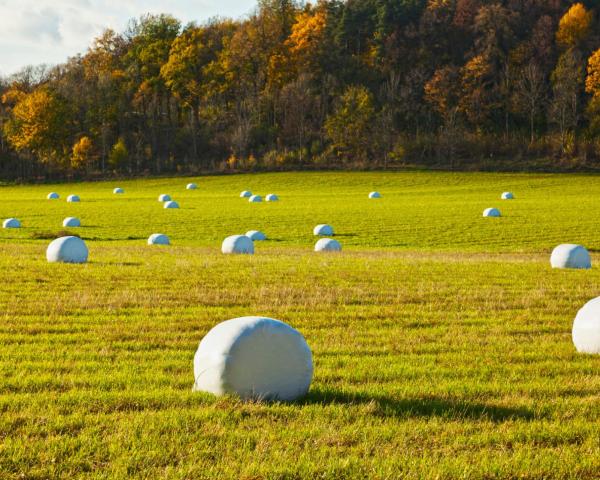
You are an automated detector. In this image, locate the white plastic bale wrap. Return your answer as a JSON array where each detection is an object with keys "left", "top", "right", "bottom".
[
  {"left": 249, "top": 195, "right": 262, "bottom": 203},
  {"left": 62, "top": 217, "right": 81, "bottom": 227},
  {"left": 240, "top": 191, "right": 252, "bottom": 198},
  {"left": 46, "top": 236, "right": 88, "bottom": 263},
  {"left": 483, "top": 208, "right": 501, "bottom": 217},
  {"left": 67, "top": 194, "right": 80, "bottom": 203},
  {"left": 222, "top": 235, "right": 254, "bottom": 254},
  {"left": 246, "top": 230, "right": 267, "bottom": 241},
  {"left": 158, "top": 194, "right": 172, "bottom": 202},
  {"left": 266, "top": 194, "right": 279, "bottom": 202},
  {"left": 573, "top": 297, "right": 600, "bottom": 354},
  {"left": 187, "top": 183, "right": 198, "bottom": 190},
  {"left": 369, "top": 191, "right": 381, "bottom": 199},
  {"left": 193, "top": 316, "right": 313, "bottom": 401},
  {"left": 47, "top": 192, "right": 59, "bottom": 200},
  {"left": 164, "top": 200, "right": 179, "bottom": 209},
  {"left": 550, "top": 244, "right": 591, "bottom": 269},
  {"left": 501, "top": 192, "right": 514, "bottom": 200},
  {"left": 148, "top": 233, "right": 170, "bottom": 245},
  {"left": 313, "top": 224, "right": 334, "bottom": 236},
  {"left": 3, "top": 218, "right": 21, "bottom": 228},
  {"left": 315, "top": 238, "right": 341, "bottom": 252},
  {"left": 113, "top": 187, "right": 124, "bottom": 194}
]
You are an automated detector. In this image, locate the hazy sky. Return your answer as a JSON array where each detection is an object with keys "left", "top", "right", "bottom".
[{"left": 0, "top": 0, "right": 257, "bottom": 76}]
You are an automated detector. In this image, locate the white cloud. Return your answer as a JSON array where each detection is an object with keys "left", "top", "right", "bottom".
[{"left": 0, "top": 0, "right": 256, "bottom": 76}]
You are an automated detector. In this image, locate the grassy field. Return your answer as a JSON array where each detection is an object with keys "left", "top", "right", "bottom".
[{"left": 0, "top": 171, "right": 599, "bottom": 479}]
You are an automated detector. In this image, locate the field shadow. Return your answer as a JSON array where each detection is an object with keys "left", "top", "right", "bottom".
[{"left": 300, "top": 388, "right": 536, "bottom": 422}]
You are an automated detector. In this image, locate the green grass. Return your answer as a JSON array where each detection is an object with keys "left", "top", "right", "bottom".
[{"left": 0, "top": 171, "right": 599, "bottom": 479}]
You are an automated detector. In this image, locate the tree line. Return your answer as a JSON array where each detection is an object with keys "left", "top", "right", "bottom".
[{"left": 3, "top": 0, "right": 600, "bottom": 179}]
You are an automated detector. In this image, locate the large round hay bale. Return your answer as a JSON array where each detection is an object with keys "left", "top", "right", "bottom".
[
  {"left": 315, "top": 238, "right": 341, "bottom": 252},
  {"left": 249, "top": 195, "right": 262, "bottom": 203},
  {"left": 246, "top": 230, "right": 266, "bottom": 241},
  {"left": 148, "top": 233, "right": 170, "bottom": 245},
  {"left": 158, "top": 194, "right": 172, "bottom": 202},
  {"left": 313, "top": 224, "right": 334, "bottom": 236},
  {"left": 369, "top": 191, "right": 381, "bottom": 199},
  {"left": 222, "top": 235, "right": 254, "bottom": 254},
  {"left": 62, "top": 217, "right": 81, "bottom": 227},
  {"left": 67, "top": 194, "right": 80, "bottom": 203},
  {"left": 193, "top": 316, "right": 313, "bottom": 401},
  {"left": 266, "top": 194, "right": 279, "bottom": 202},
  {"left": 186, "top": 183, "right": 198, "bottom": 190},
  {"left": 501, "top": 192, "right": 514, "bottom": 200},
  {"left": 240, "top": 191, "right": 252, "bottom": 198},
  {"left": 573, "top": 297, "right": 600, "bottom": 354},
  {"left": 550, "top": 244, "right": 591, "bottom": 269},
  {"left": 46, "top": 236, "right": 88, "bottom": 264},
  {"left": 164, "top": 200, "right": 179, "bottom": 209},
  {"left": 3, "top": 218, "right": 21, "bottom": 229},
  {"left": 47, "top": 192, "right": 59, "bottom": 200},
  {"left": 113, "top": 187, "right": 124, "bottom": 194},
  {"left": 483, "top": 208, "right": 501, "bottom": 217}
]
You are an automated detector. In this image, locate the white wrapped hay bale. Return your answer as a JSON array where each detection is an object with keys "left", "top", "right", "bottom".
[
  {"left": 550, "top": 244, "right": 591, "bottom": 269},
  {"left": 240, "top": 191, "right": 252, "bottom": 198},
  {"left": 313, "top": 224, "right": 334, "bottom": 236},
  {"left": 113, "top": 187, "right": 124, "bottom": 194},
  {"left": 62, "top": 217, "right": 81, "bottom": 227},
  {"left": 266, "top": 194, "right": 279, "bottom": 202},
  {"left": 572, "top": 297, "right": 600, "bottom": 354},
  {"left": 315, "top": 238, "right": 341, "bottom": 252},
  {"left": 246, "top": 230, "right": 266, "bottom": 241},
  {"left": 148, "top": 233, "right": 170, "bottom": 245},
  {"left": 164, "top": 200, "right": 179, "bottom": 209},
  {"left": 483, "top": 208, "right": 501, "bottom": 217},
  {"left": 67, "top": 194, "right": 80, "bottom": 203},
  {"left": 3, "top": 218, "right": 21, "bottom": 229},
  {"left": 158, "top": 194, "right": 172, "bottom": 202},
  {"left": 186, "top": 183, "right": 198, "bottom": 190},
  {"left": 193, "top": 316, "right": 313, "bottom": 401},
  {"left": 46, "top": 236, "right": 88, "bottom": 264},
  {"left": 369, "top": 191, "right": 381, "bottom": 199},
  {"left": 249, "top": 195, "right": 262, "bottom": 203},
  {"left": 47, "top": 192, "right": 59, "bottom": 200},
  {"left": 501, "top": 192, "right": 514, "bottom": 200},
  {"left": 222, "top": 235, "right": 254, "bottom": 254}
]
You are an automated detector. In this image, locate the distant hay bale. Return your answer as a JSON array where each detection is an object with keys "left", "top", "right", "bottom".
[
  {"left": 313, "top": 224, "right": 334, "bottom": 236},
  {"left": 62, "top": 217, "right": 81, "bottom": 228},
  {"left": 246, "top": 230, "right": 266, "bottom": 241},
  {"left": 148, "top": 233, "right": 170, "bottom": 245},
  {"left": 164, "top": 200, "right": 179, "bottom": 209},
  {"left": 158, "top": 194, "right": 172, "bottom": 202},
  {"left": 369, "top": 192, "right": 381, "bottom": 199},
  {"left": 314, "top": 238, "right": 341, "bottom": 252},
  {"left": 550, "top": 244, "right": 591, "bottom": 269},
  {"left": 3, "top": 218, "right": 21, "bottom": 229},
  {"left": 483, "top": 208, "right": 501, "bottom": 217},
  {"left": 187, "top": 183, "right": 198, "bottom": 190},
  {"left": 573, "top": 297, "right": 600, "bottom": 354},
  {"left": 501, "top": 192, "right": 514, "bottom": 200},
  {"left": 46, "top": 236, "right": 88, "bottom": 264},
  {"left": 193, "top": 316, "right": 313, "bottom": 401},
  {"left": 222, "top": 235, "right": 254, "bottom": 254},
  {"left": 249, "top": 195, "right": 262, "bottom": 203},
  {"left": 240, "top": 191, "right": 252, "bottom": 198},
  {"left": 67, "top": 194, "right": 80, "bottom": 203},
  {"left": 266, "top": 194, "right": 279, "bottom": 202},
  {"left": 113, "top": 187, "right": 124, "bottom": 194},
  {"left": 47, "top": 192, "right": 59, "bottom": 200}
]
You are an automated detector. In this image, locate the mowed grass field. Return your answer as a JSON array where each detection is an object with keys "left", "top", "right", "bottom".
[{"left": 0, "top": 171, "right": 599, "bottom": 479}]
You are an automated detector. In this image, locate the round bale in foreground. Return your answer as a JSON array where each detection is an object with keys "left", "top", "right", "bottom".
[
  {"left": 573, "top": 297, "right": 600, "bottom": 354},
  {"left": 46, "top": 236, "right": 88, "bottom": 264},
  {"left": 240, "top": 191, "right": 252, "bottom": 198},
  {"left": 158, "top": 194, "right": 171, "bottom": 202},
  {"left": 47, "top": 192, "right": 59, "bottom": 200},
  {"left": 313, "top": 224, "right": 334, "bottom": 236},
  {"left": 501, "top": 192, "right": 514, "bottom": 200},
  {"left": 193, "top": 316, "right": 313, "bottom": 401},
  {"left": 164, "top": 200, "right": 179, "bottom": 209},
  {"left": 3, "top": 218, "right": 21, "bottom": 229},
  {"left": 246, "top": 230, "right": 266, "bottom": 241},
  {"left": 550, "top": 244, "right": 591, "bottom": 270},
  {"left": 113, "top": 187, "right": 124, "bottom": 194},
  {"left": 67, "top": 194, "right": 80, "bottom": 203},
  {"left": 266, "top": 194, "right": 279, "bottom": 202},
  {"left": 315, "top": 238, "right": 341, "bottom": 252},
  {"left": 249, "top": 195, "right": 262, "bottom": 203},
  {"left": 222, "top": 235, "right": 254, "bottom": 254},
  {"left": 483, "top": 208, "right": 501, "bottom": 217},
  {"left": 186, "top": 183, "right": 198, "bottom": 190},
  {"left": 62, "top": 217, "right": 81, "bottom": 227},
  {"left": 148, "top": 233, "right": 170, "bottom": 245},
  {"left": 369, "top": 191, "right": 381, "bottom": 199}
]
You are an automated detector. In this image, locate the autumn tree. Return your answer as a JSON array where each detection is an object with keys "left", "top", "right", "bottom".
[
  {"left": 550, "top": 50, "right": 583, "bottom": 150},
  {"left": 71, "top": 136, "right": 94, "bottom": 170},
  {"left": 556, "top": 3, "right": 593, "bottom": 50}
]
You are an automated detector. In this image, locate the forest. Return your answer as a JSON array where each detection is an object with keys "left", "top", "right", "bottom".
[{"left": 3, "top": 0, "right": 600, "bottom": 179}]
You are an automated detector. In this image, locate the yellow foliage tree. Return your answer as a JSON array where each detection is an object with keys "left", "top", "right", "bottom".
[
  {"left": 556, "top": 3, "right": 593, "bottom": 49},
  {"left": 286, "top": 9, "right": 327, "bottom": 72},
  {"left": 71, "top": 136, "right": 93, "bottom": 170},
  {"left": 585, "top": 49, "right": 600, "bottom": 97}
]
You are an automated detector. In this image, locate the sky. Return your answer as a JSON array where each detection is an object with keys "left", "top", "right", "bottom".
[{"left": 0, "top": 0, "right": 257, "bottom": 76}]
